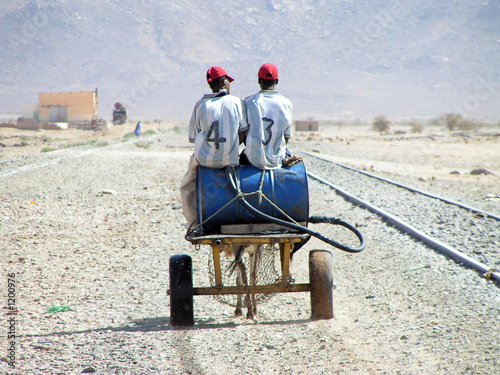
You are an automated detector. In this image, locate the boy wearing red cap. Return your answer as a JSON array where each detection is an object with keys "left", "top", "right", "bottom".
[
  {"left": 241, "top": 63, "right": 293, "bottom": 169},
  {"left": 180, "top": 66, "right": 248, "bottom": 229}
]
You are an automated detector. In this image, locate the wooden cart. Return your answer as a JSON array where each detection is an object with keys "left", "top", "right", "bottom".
[{"left": 168, "top": 225, "right": 334, "bottom": 326}]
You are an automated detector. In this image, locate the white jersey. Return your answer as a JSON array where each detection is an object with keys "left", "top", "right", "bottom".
[
  {"left": 189, "top": 91, "right": 248, "bottom": 169},
  {"left": 243, "top": 90, "right": 292, "bottom": 169}
]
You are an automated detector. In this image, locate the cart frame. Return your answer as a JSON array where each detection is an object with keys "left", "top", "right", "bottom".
[
  {"left": 189, "top": 232, "right": 311, "bottom": 296},
  {"left": 169, "top": 228, "right": 334, "bottom": 326}
]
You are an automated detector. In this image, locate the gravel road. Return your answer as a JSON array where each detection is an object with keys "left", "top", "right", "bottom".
[{"left": 1, "top": 127, "right": 499, "bottom": 375}]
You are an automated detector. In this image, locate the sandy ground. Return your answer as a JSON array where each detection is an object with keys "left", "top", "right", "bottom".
[{"left": 1, "top": 121, "right": 499, "bottom": 374}]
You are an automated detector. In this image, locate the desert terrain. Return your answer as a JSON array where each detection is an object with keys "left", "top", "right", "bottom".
[{"left": 1, "top": 121, "right": 499, "bottom": 374}]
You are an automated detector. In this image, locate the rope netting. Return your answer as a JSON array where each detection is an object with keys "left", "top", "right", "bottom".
[{"left": 207, "top": 244, "right": 292, "bottom": 307}]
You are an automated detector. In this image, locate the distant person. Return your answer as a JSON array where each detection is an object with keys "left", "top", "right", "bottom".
[
  {"left": 180, "top": 66, "right": 248, "bottom": 229},
  {"left": 240, "top": 63, "right": 292, "bottom": 169},
  {"left": 134, "top": 121, "right": 141, "bottom": 136}
]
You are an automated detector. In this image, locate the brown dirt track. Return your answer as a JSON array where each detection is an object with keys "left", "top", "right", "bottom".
[{"left": 1, "top": 122, "right": 499, "bottom": 375}]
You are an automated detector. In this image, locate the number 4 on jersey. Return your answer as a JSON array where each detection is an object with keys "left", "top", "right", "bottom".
[{"left": 206, "top": 120, "right": 227, "bottom": 149}]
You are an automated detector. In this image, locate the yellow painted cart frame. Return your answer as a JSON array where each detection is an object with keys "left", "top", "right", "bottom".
[
  {"left": 169, "top": 228, "right": 334, "bottom": 326},
  {"left": 187, "top": 232, "right": 312, "bottom": 296}
]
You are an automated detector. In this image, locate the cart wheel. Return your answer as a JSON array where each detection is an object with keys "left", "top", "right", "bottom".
[
  {"left": 169, "top": 254, "right": 194, "bottom": 326},
  {"left": 309, "top": 250, "right": 334, "bottom": 319}
]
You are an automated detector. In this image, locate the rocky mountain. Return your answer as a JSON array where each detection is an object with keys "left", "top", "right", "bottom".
[{"left": 1, "top": 0, "right": 499, "bottom": 122}]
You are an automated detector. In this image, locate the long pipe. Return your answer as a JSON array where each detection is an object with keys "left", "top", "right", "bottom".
[
  {"left": 300, "top": 151, "right": 500, "bottom": 221},
  {"left": 308, "top": 172, "right": 500, "bottom": 284},
  {"left": 225, "top": 167, "right": 366, "bottom": 253}
]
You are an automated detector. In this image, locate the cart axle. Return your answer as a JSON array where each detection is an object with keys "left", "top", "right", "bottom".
[{"left": 168, "top": 283, "right": 312, "bottom": 296}]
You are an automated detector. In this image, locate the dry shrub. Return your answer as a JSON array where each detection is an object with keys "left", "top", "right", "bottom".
[
  {"left": 441, "top": 113, "right": 462, "bottom": 131},
  {"left": 372, "top": 115, "right": 391, "bottom": 134},
  {"left": 409, "top": 121, "right": 424, "bottom": 133},
  {"left": 439, "top": 113, "right": 482, "bottom": 131},
  {"left": 457, "top": 118, "right": 482, "bottom": 131}
]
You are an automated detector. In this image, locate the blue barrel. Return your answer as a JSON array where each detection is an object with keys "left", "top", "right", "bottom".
[{"left": 196, "top": 161, "right": 309, "bottom": 233}]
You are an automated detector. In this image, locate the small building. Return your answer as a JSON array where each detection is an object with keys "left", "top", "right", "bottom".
[
  {"left": 38, "top": 89, "right": 98, "bottom": 125},
  {"left": 295, "top": 120, "right": 319, "bottom": 131}
]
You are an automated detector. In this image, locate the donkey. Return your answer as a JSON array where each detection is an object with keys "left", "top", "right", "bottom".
[{"left": 221, "top": 244, "right": 263, "bottom": 319}]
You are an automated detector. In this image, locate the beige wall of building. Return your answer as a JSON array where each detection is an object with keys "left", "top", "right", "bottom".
[
  {"left": 295, "top": 120, "right": 319, "bottom": 131},
  {"left": 38, "top": 90, "right": 97, "bottom": 123}
]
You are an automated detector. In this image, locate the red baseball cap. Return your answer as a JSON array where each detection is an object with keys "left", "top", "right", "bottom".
[
  {"left": 258, "top": 63, "right": 278, "bottom": 80},
  {"left": 206, "top": 66, "right": 234, "bottom": 83}
]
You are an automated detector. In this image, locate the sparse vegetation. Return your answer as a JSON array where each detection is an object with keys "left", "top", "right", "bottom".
[
  {"left": 441, "top": 113, "right": 462, "bottom": 131},
  {"left": 409, "top": 121, "right": 424, "bottom": 133},
  {"left": 68, "top": 141, "right": 89, "bottom": 148},
  {"left": 123, "top": 129, "right": 155, "bottom": 138},
  {"left": 56, "top": 140, "right": 102, "bottom": 149},
  {"left": 372, "top": 115, "right": 391, "bottom": 134},
  {"left": 123, "top": 132, "right": 135, "bottom": 139},
  {"left": 39, "top": 139, "right": 109, "bottom": 153},
  {"left": 439, "top": 113, "right": 482, "bottom": 131},
  {"left": 457, "top": 118, "right": 482, "bottom": 131},
  {"left": 135, "top": 141, "right": 154, "bottom": 149}
]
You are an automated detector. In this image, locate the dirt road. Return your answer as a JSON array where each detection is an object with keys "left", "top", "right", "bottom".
[{"left": 1, "top": 125, "right": 499, "bottom": 374}]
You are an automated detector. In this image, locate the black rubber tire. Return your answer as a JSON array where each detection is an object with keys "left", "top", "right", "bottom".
[
  {"left": 169, "top": 254, "right": 194, "bottom": 326},
  {"left": 309, "top": 250, "right": 334, "bottom": 319}
]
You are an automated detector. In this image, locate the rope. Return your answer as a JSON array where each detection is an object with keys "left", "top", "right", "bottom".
[
  {"left": 233, "top": 167, "right": 299, "bottom": 224},
  {"left": 186, "top": 166, "right": 298, "bottom": 238},
  {"left": 188, "top": 165, "right": 365, "bottom": 254},
  {"left": 225, "top": 166, "right": 365, "bottom": 253},
  {"left": 257, "top": 170, "right": 265, "bottom": 205},
  {"left": 186, "top": 193, "right": 240, "bottom": 237}
]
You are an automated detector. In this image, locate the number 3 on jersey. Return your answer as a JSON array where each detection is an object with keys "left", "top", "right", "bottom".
[
  {"left": 262, "top": 117, "right": 274, "bottom": 146},
  {"left": 206, "top": 120, "right": 227, "bottom": 149}
]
